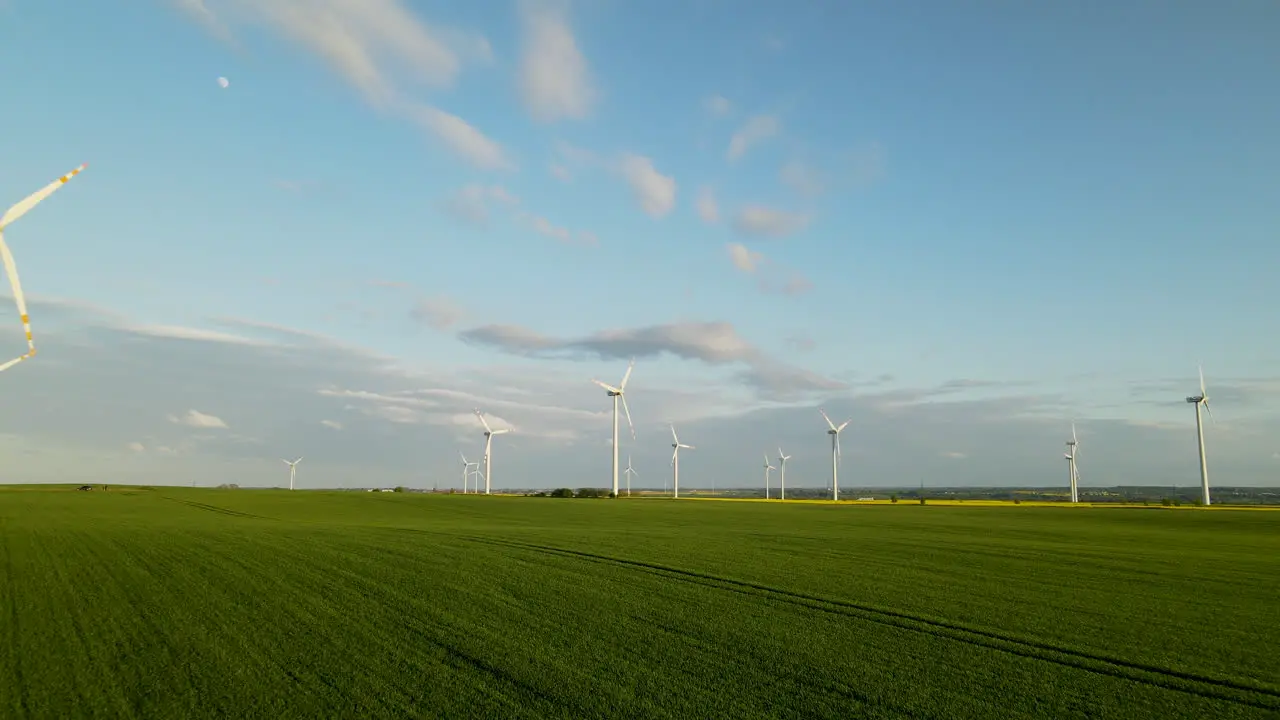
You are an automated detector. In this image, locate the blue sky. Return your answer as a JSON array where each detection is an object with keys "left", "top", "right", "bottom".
[{"left": 0, "top": 0, "right": 1277, "bottom": 491}]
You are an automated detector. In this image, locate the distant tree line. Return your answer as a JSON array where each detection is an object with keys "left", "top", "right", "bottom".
[{"left": 535, "top": 488, "right": 616, "bottom": 499}]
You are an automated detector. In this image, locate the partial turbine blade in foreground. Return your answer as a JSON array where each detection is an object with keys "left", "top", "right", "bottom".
[
  {"left": 1203, "top": 401, "right": 1216, "bottom": 423},
  {"left": 592, "top": 379, "right": 620, "bottom": 393},
  {"left": 474, "top": 409, "right": 492, "bottom": 433},
  {"left": 619, "top": 359, "right": 635, "bottom": 390},
  {"left": 0, "top": 234, "right": 35, "bottom": 373},
  {"left": 819, "top": 408, "right": 837, "bottom": 431},
  {"left": 837, "top": 420, "right": 851, "bottom": 432},
  {"left": 0, "top": 164, "right": 88, "bottom": 228},
  {"left": 1199, "top": 364, "right": 1207, "bottom": 397}
]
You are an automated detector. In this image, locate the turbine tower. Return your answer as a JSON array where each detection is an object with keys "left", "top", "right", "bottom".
[
  {"left": 282, "top": 457, "right": 302, "bottom": 490},
  {"left": 592, "top": 359, "right": 635, "bottom": 498},
  {"left": 819, "top": 409, "right": 851, "bottom": 501},
  {"left": 777, "top": 448, "right": 791, "bottom": 500},
  {"left": 624, "top": 455, "right": 637, "bottom": 497},
  {"left": 475, "top": 409, "right": 511, "bottom": 495},
  {"left": 459, "top": 451, "right": 478, "bottom": 494},
  {"left": 1186, "top": 365, "right": 1215, "bottom": 506},
  {"left": 763, "top": 453, "right": 776, "bottom": 499},
  {"left": 670, "top": 424, "right": 694, "bottom": 499},
  {"left": 0, "top": 164, "right": 88, "bottom": 373},
  {"left": 1064, "top": 423, "right": 1079, "bottom": 503}
]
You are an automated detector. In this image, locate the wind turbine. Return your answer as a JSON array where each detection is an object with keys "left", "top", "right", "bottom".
[
  {"left": 763, "top": 453, "right": 776, "bottom": 499},
  {"left": 820, "top": 409, "right": 851, "bottom": 501},
  {"left": 1186, "top": 365, "right": 1215, "bottom": 506},
  {"left": 475, "top": 409, "right": 511, "bottom": 495},
  {"left": 0, "top": 164, "right": 88, "bottom": 373},
  {"left": 459, "top": 451, "right": 478, "bottom": 494},
  {"left": 592, "top": 359, "right": 635, "bottom": 498},
  {"left": 624, "top": 455, "right": 637, "bottom": 497},
  {"left": 282, "top": 457, "right": 302, "bottom": 490},
  {"left": 670, "top": 424, "right": 694, "bottom": 499},
  {"left": 777, "top": 447, "right": 791, "bottom": 500},
  {"left": 1064, "top": 422, "right": 1079, "bottom": 503}
]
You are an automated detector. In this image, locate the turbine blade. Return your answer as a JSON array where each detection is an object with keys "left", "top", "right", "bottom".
[
  {"left": 670, "top": 424, "right": 679, "bottom": 443},
  {"left": 474, "top": 409, "right": 492, "bottom": 432},
  {"left": 620, "top": 394, "right": 635, "bottom": 439},
  {"left": 1199, "top": 364, "right": 1207, "bottom": 396},
  {"left": 671, "top": 447, "right": 678, "bottom": 465},
  {"left": 683, "top": 444, "right": 696, "bottom": 450},
  {"left": 295, "top": 457, "right": 303, "bottom": 464},
  {"left": 837, "top": 420, "right": 851, "bottom": 432},
  {"left": 592, "top": 379, "right": 620, "bottom": 393},
  {"left": 0, "top": 233, "right": 36, "bottom": 373},
  {"left": 819, "top": 408, "right": 837, "bottom": 431},
  {"left": 0, "top": 164, "right": 88, "bottom": 229},
  {"left": 1072, "top": 421, "right": 1078, "bottom": 445},
  {"left": 619, "top": 358, "right": 635, "bottom": 390},
  {"left": 835, "top": 435, "right": 842, "bottom": 461},
  {"left": 1203, "top": 400, "right": 1215, "bottom": 423}
]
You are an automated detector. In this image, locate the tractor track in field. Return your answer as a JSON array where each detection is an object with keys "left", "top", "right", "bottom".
[
  {"left": 462, "top": 534, "right": 1280, "bottom": 713},
  {"left": 160, "top": 496, "right": 275, "bottom": 521}
]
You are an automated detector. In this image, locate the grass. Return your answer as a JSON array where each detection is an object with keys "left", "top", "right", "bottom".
[{"left": 2, "top": 487, "right": 1279, "bottom": 719}]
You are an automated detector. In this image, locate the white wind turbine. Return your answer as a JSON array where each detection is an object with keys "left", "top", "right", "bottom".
[
  {"left": 0, "top": 164, "right": 88, "bottom": 373},
  {"left": 282, "top": 457, "right": 302, "bottom": 490},
  {"left": 624, "top": 455, "right": 637, "bottom": 497},
  {"left": 459, "top": 451, "right": 479, "bottom": 494},
  {"left": 763, "top": 453, "right": 776, "bottom": 499},
  {"left": 820, "top": 408, "right": 851, "bottom": 501},
  {"left": 592, "top": 359, "right": 635, "bottom": 498},
  {"left": 777, "top": 447, "right": 791, "bottom": 500},
  {"left": 670, "top": 424, "right": 694, "bottom": 499},
  {"left": 475, "top": 409, "right": 511, "bottom": 495},
  {"left": 1186, "top": 364, "right": 1215, "bottom": 506},
  {"left": 1064, "top": 422, "right": 1079, "bottom": 503}
]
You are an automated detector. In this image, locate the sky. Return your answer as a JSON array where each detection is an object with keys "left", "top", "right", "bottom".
[{"left": 0, "top": 0, "right": 1277, "bottom": 491}]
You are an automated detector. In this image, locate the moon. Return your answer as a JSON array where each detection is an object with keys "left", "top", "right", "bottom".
[{"left": 217, "top": 76, "right": 229, "bottom": 89}]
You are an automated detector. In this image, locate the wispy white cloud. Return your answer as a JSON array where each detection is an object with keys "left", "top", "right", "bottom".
[
  {"left": 727, "top": 243, "right": 763, "bottom": 274},
  {"left": 703, "top": 94, "right": 732, "bottom": 117},
  {"left": 410, "top": 296, "right": 466, "bottom": 330},
  {"left": 407, "top": 104, "right": 513, "bottom": 170},
  {"left": 517, "top": 0, "right": 594, "bottom": 122},
  {"left": 176, "top": 0, "right": 508, "bottom": 171},
  {"left": 725, "top": 243, "right": 812, "bottom": 296},
  {"left": 779, "top": 160, "right": 825, "bottom": 197},
  {"left": 441, "top": 183, "right": 519, "bottom": 225},
  {"left": 727, "top": 115, "right": 781, "bottom": 161},
  {"left": 168, "top": 409, "right": 229, "bottom": 429},
  {"left": 732, "top": 205, "right": 810, "bottom": 238},
  {"left": 696, "top": 186, "right": 719, "bottom": 224},
  {"left": 618, "top": 154, "right": 677, "bottom": 219},
  {"left": 321, "top": 419, "right": 344, "bottom": 430},
  {"left": 549, "top": 163, "right": 572, "bottom": 182}
]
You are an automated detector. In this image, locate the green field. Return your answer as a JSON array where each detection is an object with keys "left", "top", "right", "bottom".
[{"left": 2, "top": 488, "right": 1278, "bottom": 719}]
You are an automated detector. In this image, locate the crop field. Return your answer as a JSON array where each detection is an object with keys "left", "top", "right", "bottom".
[{"left": 2, "top": 488, "right": 1279, "bottom": 719}]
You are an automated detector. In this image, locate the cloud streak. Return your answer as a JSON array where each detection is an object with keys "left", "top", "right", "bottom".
[
  {"left": 518, "top": 0, "right": 595, "bottom": 122},
  {"left": 177, "top": 0, "right": 510, "bottom": 171}
]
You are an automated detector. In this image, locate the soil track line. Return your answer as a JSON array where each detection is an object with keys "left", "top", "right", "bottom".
[{"left": 462, "top": 534, "right": 1280, "bottom": 712}]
